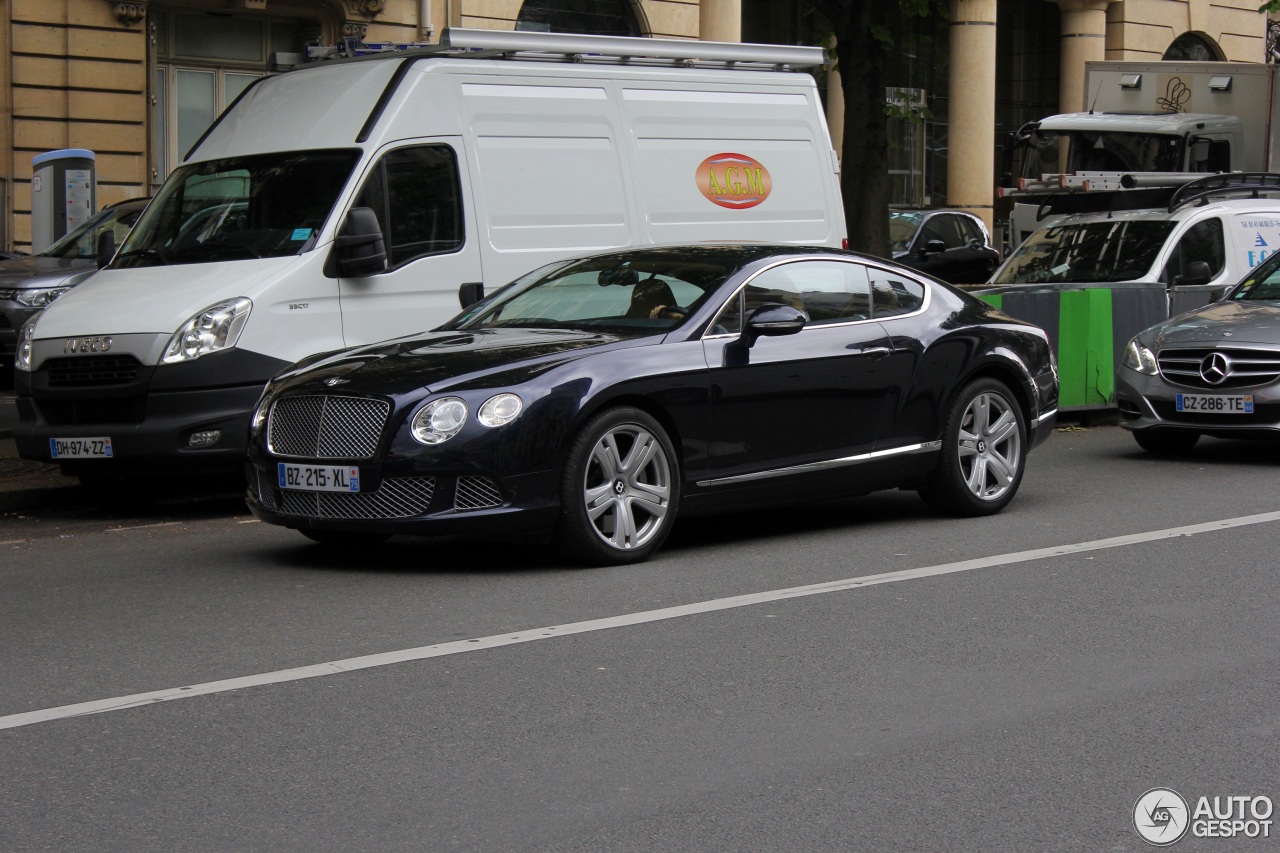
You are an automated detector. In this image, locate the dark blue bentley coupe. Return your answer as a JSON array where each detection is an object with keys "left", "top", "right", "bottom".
[{"left": 246, "top": 245, "right": 1058, "bottom": 565}]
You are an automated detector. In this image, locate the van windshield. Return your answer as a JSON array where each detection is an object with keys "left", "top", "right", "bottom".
[
  {"left": 113, "top": 149, "right": 360, "bottom": 268},
  {"left": 992, "top": 220, "right": 1177, "bottom": 284}
]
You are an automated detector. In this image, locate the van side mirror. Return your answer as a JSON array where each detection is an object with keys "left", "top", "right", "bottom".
[
  {"left": 95, "top": 230, "right": 115, "bottom": 268},
  {"left": 1173, "top": 260, "right": 1212, "bottom": 287},
  {"left": 333, "top": 207, "right": 387, "bottom": 277},
  {"left": 741, "top": 302, "right": 806, "bottom": 348}
]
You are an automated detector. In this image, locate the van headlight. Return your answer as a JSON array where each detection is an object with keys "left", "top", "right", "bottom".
[
  {"left": 411, "top": 397, "right": 468, "bottom": 444},
  {"left": 162, "top": 298, "right": 252, "bottom": 364},
  {"left": 14, "top": 287, "right": 70, "bottom": 308},
  {"left": 15, "top": 312, "right": 41, "bottom": 372},
  {"left": 1123, "top": 338, "right": 1158, "bottom": 375}
]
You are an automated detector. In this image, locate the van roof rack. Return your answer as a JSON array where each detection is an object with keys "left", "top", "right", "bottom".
[
  {"left": 295, "top": 27, "right": 826, "bottom": 72},
  {"left": 1167, "top": 173, "right": 1280, "bottom": 212}
]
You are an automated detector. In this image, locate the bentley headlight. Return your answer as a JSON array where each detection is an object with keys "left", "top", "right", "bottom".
[
  {"left": 162, "top": 297, "right": 252, "bottom": 364},
  {"left": 14, "top": 287, "right": 70, "bottom": 308},
  {"left": 478, "top": 393, "right": 523, "bottom": 427},
  {"left": 411, "top": 397, "right": 468, "bottom": 444},
  {"left": 1123, "top": 338, "right": 1158, "bottom": 375},
  {"left": 15, "top": 311, "right": 41, "bottom": 372},
  {"left": 250, "top": 391, "right": 273, "bottom": 435}
]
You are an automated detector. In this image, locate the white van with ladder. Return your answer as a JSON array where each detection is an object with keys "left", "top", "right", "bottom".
[{"left": 13, "top": 28, "right": 846, "bottom": 481}]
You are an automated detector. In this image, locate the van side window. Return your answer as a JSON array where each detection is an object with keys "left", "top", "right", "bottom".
[
  {"left": 1166, "top": 218, "right": 1225, "bottom": 282},
  {"left": 354, "top": 145, "right": 463, "bottom": 269}
]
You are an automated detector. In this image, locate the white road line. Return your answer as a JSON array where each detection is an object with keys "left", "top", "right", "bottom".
[
  {"left": 3, "top": 510, "right": 1278, "bottom": 732},
  {"left": 107, "top": 522, "right": 183, "bottom": 532}
]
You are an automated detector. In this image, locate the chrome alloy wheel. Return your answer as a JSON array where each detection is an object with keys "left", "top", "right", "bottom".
[
  {"left": 957, "top": 391, "right": 1023, "bottom": 502},
  {"left": 581, "top": 424, "right": 673, "bottom": 551}
]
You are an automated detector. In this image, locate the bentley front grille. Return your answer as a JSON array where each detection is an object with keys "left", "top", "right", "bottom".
[
  {"left": 1158, "top": 347, "right": 1280, "bottom": 390},
  {"left": 267, "top": 395, "right": 390, "bottom": 460},
  {"left": 454, "top": 475, "right": 504, "bottom": 511},
  {"left": 255, "top": 470, "right": 436, "bottom": 520}
]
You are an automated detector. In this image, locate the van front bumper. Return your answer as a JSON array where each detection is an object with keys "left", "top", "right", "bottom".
[{"left": 14, "top": 348, "right": 291, "bottom": 475}]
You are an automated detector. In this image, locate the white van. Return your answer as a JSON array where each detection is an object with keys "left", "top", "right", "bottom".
[
  {"left": 987, "top": 183, "right": 1280, "bottom": 315},
  {"left": 13, "top": 28, "right": 845, "bottom": 479}
]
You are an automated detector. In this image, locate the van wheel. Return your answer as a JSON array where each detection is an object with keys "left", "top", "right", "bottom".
[
  {"left": 555, "top": 407, "right": 679, "bottom": 566},
  {"left": 919, "top": 378, "right": 1026, "bottom": 517},
  {"left": 1133, "top": 428, "right": 1199, "bottom": 455}
]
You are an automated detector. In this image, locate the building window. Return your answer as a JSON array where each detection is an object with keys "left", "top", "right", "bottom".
[
  {"left": 151, "top": 9, "right": 309, "bottom": 188},
  {"left": 515, "top": 0, "right": 640, "bottom": 35},
  {"left": 1164, "top": 33, "right": 1225, "bottom": 62}
]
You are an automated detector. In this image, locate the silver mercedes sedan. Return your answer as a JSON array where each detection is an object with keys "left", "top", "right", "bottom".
[{"left": 1117, "top": 252, "right": 1280, "bottom": 453}]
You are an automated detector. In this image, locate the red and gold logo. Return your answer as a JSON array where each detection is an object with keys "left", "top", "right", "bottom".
[{"left": 696, "top": 153, "right": 771, "bottom": 209}]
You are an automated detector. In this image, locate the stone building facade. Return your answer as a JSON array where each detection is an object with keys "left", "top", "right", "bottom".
[{"left": 0, "top": 0, "right": 1269, "bottom": 251}]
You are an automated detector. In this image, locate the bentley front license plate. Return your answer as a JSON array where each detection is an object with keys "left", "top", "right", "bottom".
[
  {"left": 49, "top": 437, "right": 113, "bottom": 459},
  {"left": 1176, "top": 393, "right": 1254, "bottom": 414},
  {"left": 278, "top": 463, "right": 361, "bottom": 493}
]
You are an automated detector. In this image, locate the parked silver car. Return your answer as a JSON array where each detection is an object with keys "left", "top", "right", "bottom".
[
  {"left": 1117, "top": 250, "right": 1280, "bottom": 453},
  {"left": 0, "top": 197, "right": 148, "bottom": 373}
]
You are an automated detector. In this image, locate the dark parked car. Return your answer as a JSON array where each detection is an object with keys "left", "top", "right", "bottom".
[
  {"left": 890, "top": 209, "right": 1001, "bottom": 285},
  {"left": 246, "top": 245, "right": 1058, "bottom": 565},
  {"left": 0, "top": 197, "right": 148, "bottom": 372},
  {"left": 1117, "top": 249, "right": 1280, "bottom": 453}
]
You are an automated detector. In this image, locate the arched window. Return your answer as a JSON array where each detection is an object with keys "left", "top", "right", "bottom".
[
  {"left": 1163, "top": 32, "right": 1225, "bottom": 62},
  {"left": 515, "top": 0, "right": 641, "bottom": 36}
]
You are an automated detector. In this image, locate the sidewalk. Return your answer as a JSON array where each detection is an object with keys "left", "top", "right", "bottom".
[{"left": 0, "top": 391, "right": 81, "bottom": 512}]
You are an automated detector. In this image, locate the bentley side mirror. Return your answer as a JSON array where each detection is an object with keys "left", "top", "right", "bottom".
[{"left": 741, "top": 302, "right": 807, "bottom": 348}]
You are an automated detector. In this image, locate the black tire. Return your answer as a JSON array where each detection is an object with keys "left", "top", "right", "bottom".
[
  {"left": 919, "top": 377, "right": 1027, "bottom": 517},
  {"left": 555, "top": 407, "right": 680, "bottom": 566},
  {"left": 1133, "top": 428, "right": 1199, "bottom": 455},
  {"left": 299, "top": 529, "right": 390, "bottom": 547}
]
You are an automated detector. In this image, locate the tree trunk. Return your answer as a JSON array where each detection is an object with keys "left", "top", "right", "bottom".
[{"left": 835, "top": 33, "right": 890, "bottom": 258}]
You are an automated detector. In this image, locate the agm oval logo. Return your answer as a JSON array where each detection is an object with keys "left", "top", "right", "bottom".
[{"left": 696, "top": 153, "right": 771, "bottom": 209}]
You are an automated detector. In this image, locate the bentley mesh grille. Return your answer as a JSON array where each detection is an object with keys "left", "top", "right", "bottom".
[
  {"left": 454, "top": 476, "right": 504, "bottom": 511},
  {"left": 267, "top": 395, "right": 390, "bottom": 460},
  {"left": 255, "top": 469, "right": 436, "bottom": 520},
  {"left": 1158, "top": 347, "right": 1280, "bottom": 390},
  {"left": 46, "top": 355, "right": 142, "bottom": 387}
]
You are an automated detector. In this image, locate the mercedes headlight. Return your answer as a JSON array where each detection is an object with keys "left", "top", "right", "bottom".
[
  {"left": 15, "top": 311, "right": 41, "bottom": 372},
  {"left": 478, "top": 393, "right": 523, "bottom": 427},
  {"left": 14, "top": 287, "right": 70, "bottom": 308},
  {"left": 1123, "top": 338, "right": 1158, "bottom": 376},
  {"left": 411, "top": 397, "right": 468, "bottom": 444},
  {"left": 162, "top": 298, "right": 252, "bottom": 364}
]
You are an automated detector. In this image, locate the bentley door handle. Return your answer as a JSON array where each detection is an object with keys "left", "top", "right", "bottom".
[{"left": 859, "top": 346, "right": 891, "bottom": 359}]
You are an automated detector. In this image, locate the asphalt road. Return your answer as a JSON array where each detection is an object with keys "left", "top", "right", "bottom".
[{"left": 2, "top": 425, "right": 1279, "bottom": 852}]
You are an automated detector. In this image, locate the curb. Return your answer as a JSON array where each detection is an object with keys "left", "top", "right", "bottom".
[{"left": 0, "top": 484, "right": 82, "bottom": 514}]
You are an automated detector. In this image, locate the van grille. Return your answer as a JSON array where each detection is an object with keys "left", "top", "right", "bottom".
[
  {"left": 1158, "top": 347, "right": 1280, "bottom": 389},
  {"left": 267, "top": 395, "right": 390, "bottom": 460},
  {"left": 46, "top": 355, "right": 142, "bottom": 387},
  {"left": 254, "top": 470, "right": 436, "bottom": 520}
]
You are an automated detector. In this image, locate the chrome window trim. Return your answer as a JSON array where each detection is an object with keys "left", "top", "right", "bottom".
[
  {"left": 696, "top": 440, "right": 942, "bottom": 488},
  {"left": 700, "top": 257, "right": 933, "bottom": 341}
]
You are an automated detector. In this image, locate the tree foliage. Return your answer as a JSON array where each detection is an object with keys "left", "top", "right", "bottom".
[{"left": 811, "top": 0, "right": 948, "bottom": 258}]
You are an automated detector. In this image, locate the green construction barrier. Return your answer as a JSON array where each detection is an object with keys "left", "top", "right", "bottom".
[{"left": 978, "top": 286, "right": 1143, "bottom": 411}]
